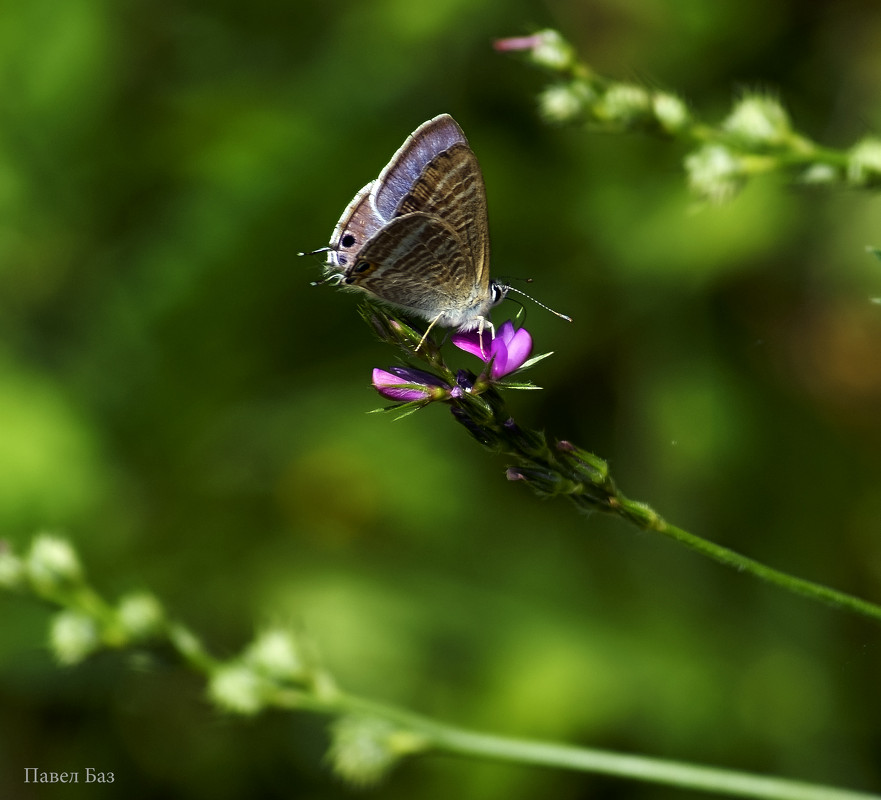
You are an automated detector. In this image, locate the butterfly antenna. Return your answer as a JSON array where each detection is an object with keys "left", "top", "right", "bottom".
[
  {"left": 504, "top": 284, "right": 573, "bottom": 322},
  {"left": 298, "top": 247, "right": 337, "bottom": 286}
]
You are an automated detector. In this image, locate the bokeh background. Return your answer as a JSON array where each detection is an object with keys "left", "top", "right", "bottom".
[{"left": 2, "top": 0, "right": 881, "bottom": 797}]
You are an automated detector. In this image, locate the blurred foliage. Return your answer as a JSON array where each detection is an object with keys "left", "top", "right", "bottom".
[{"left": 2, "top": 0, "right": 881, "bottom": 798}]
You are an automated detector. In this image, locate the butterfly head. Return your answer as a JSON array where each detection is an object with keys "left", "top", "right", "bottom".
[{"left": 488, "top": 278, "right": 509, "bottom": 310}]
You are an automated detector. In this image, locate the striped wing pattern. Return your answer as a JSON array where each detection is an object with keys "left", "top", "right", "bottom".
[
  {"left": 352, "top": 213, "right": 471, "bottom": 313},
  {"left": 392, "top": 144, "right": 489, "bottom": 292},
  {"left": 324, "top": 114, "right": 496, "bottom": 330}
]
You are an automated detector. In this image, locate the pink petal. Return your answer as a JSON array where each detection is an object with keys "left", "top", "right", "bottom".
[
  {"left": 493, "top": 34, "right": 544, "bottom": 53},
  {"left": 496, "top": 320, "right": 517, "bottom": 345},
  {"left": 506, "top": 328, "right": 533, "bottom": 368},
  {"left": 490, "top": 326, "right": 532, "bottom": 379},
  {"left": 451, "top": 330, "right": 493, "bottom": 362},
  {"left": 371, "top": 368, "right": 430, "bottom": 401}
]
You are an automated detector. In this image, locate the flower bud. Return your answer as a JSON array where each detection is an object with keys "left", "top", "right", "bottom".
[
  {"left": 50, "top": 610, "right": 99, "bottom": 665},
  {"left": 371, "top": 367, "right": 450, "bottom": 402},
  {"left": 723, "top": 95, "right": 791, "bottom": 147},
  {"left": 556, "top": 440, "right": 609, "bottom": 484},
  {"left": 594, "top": 84, "right": 652, "bottom": 125},
  {"left": 494, "top": 30, "right": 576, "bottom": 73},
  {"left": 455, "top": 370, "right": 476, "bottom": 392},
  {"left": 244, "top": 629, "right": 306, "bottom": 683},
  {"left": 847, "top": 137, "right": 881, "bottom": 185},
  {"left": 116, "top": 592, "right": 164, "bottom": 640},
  {"left": 653, "top": 92, "right": 690, "bottom": 134},
  {"left": 450, "top": 407, "right": 501, "bottom": 448},
  {"left": 505, "top": 465, "right": 562, "bottom": 495},
  {"left": 328, "top": 716, "right": 398, "bottom": 786},
  {"left": 502, "top": 417, "right": 546, "bottom": 453},
  {"left": 539, "top": 82, "right": 593, "bottom": 124},
  {"left": 328, "top": 716, "right": 426, "bottom": 787},
  {"left": 209, "top": 663, "right": 266, "bottom": 715},
  {"left": 27, "top": 535, "right": 83, "bottom": 594},
  {"left": 685, "top": 145, "right": 745, "bottom": 203},
  {"left": 800, "top": 163, "right": 839, "bottom": 185}
]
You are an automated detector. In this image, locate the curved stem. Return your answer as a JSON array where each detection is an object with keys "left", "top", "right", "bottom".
[
  {"left": 651, "top": 516, "right": 881, "bottom": 624},
  {"left": 12, "top": 533, "right": 878, "bottom": 798},
  {"left": 334, "top": 693, "right": 879, "bottom": 800},
  {"left": 436, "top": 728, "right": 877, "bottom": 800},
  {"left": 443, "top": 382, "right": 881, "bottom": 627}
]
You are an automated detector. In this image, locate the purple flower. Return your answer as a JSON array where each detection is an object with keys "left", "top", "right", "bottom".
[
  {"left": 493, "top": 34, "right": 546, "bottom": 53},
  {"left": 451, "top": 321, "right": 533, "bottom": 380},
  {"left": 371, "top": 367, "right": 450, "bottom": 402},
  {"left": 493, "top": 31, "right": 574, "bottom": 72}
]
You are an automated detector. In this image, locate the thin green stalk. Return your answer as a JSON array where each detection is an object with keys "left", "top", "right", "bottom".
[
  {"left": 324, "top": 693, "right": 879, "bottom": 800},
  {"left": 435, "top": 727, "right": 877, "bottom": 800},
  {"left": 651, "top": 517, "right": 881, "bottom": 624},
  {"left": 513, "top": 426, "right": 881, "bottom": 627}
]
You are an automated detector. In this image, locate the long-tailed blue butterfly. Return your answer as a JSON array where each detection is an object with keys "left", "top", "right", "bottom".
[{"left": 307, "top": 114, "right": 569, "bottom": 339}]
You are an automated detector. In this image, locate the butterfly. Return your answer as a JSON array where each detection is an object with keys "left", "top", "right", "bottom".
[{"left": 314, "top": 114, "right": 508, "bottom": 339}]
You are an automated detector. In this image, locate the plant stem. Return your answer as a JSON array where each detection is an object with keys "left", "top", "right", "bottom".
[
  {"left": 436, "top": 728, "right": 877, "bottom": 800},
  {"left": 334, "top": 693, "right": 879, "bottom": 800},
  {"left": 651, "top": 516, "right": 881, "bottom": 624},
  {"left": 447, "top": 380, "right": 881, "bottom": 627}
]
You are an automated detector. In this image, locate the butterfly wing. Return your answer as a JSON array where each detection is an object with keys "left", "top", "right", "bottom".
[
  {"left": 393, "top": 143, "right": 490, "bottom": 294},
  {"left": 326, "top": 115, "right": 467, "bottom": 273},
  {"left": 324, "top": 114, "right": 494, "bottom": 330},
  {"left": 346, "top": 212, "right": 486, "bottom": 328},
  {"left": 326, "top": 181, "right": 381, "bottom": 271},
  {"left": 372, "top": 114, "right": 468, "bottom": 220}
]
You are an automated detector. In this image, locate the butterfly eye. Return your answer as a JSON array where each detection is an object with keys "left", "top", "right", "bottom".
[
  {"left": 341, "top": 234, "right": 356, "bottom": 248},
  {"left": 353, "top": 261, "right": 372, "bottom": 274},
  {"left": 490, "top": 280, "right": 508, "bottom": 304}
]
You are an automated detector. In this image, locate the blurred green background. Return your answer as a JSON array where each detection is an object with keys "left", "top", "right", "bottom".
[{"left": 2, "top": 0, "right": 881, "bottom": 797}]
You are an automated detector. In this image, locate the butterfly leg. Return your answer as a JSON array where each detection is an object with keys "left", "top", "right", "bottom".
[
  {"left": 416, "top": 313, "right": 444, "bottom": 352},
  {"left": 476, "top": 316, "right": 496, "bottom": 359}
]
